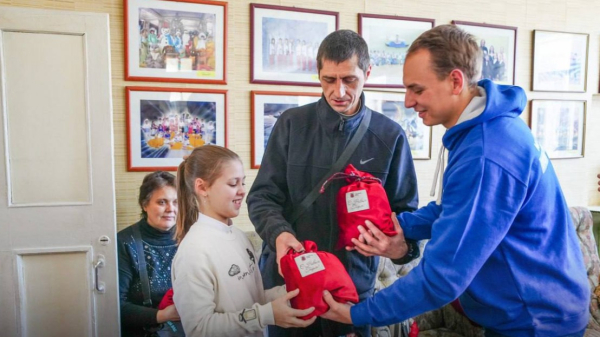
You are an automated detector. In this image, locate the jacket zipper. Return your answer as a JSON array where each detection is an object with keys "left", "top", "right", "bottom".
[{"left": 328, "top": 117, "right": 345, "bottom": 251}]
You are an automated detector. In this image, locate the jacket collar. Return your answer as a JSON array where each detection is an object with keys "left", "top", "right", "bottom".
[{"left": 317, "top": 92, "right": 367, "bottom": 134}]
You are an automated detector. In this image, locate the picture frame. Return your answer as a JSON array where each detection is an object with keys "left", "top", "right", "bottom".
[
  {"left": 452, "top": 20, "right": 517, "bottom": 85},
  {"left": 532, "top": 30, "right": 589, "bottom": 92},
  {"left": 250, "top": 3, "right": 338, "bottom": 86},
  {"left": 126, "top": 86, "right": 227, "bottom": 171},
  {"left": 358, "top": 14, "right": 434, "bottom": 88},
  {"left": 124, "top": 0, "right": 227, "bottom": 84},
  {"left": 529, "top": 99, "right": 585, "bottom": 159},
  {"left": 364, "top": 91, "right": 432, "bottom": 160},
  {"left": 251, "top": 91, "right": 321, "bottom": 168}
]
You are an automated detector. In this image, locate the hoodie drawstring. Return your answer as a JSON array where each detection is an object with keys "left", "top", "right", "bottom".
[{"left": 430, "top": 143, "right": 446, "bottom": 205}]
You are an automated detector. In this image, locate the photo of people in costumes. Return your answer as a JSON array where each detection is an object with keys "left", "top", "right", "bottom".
[
  {"left": 453, "top": 22, "right": 515, "bottom": 85},
  {"left": 365, "top": 93, "right": 431, "bottom": 159},
  {"left": 138, "top": 7, "right": 216, "bottom": 73},
  {"left": 531, "top": 100, "right": 584, "bottom": 158},
  {"left": 261, "top": 17, "right": 327, "bottom": 74},
  {"left": 380, "top": 101, "right": 429, "bottom": 158},
  {"left": 477, "top": 38, "right": 508, "bottom": 82},
  {"left": 363, "top": 29, "right": 424, "bottom": 85},
  {"left": 359, "top": 16, "right": 433, "bottom": 87},
  {"left": 262, "top": 103, "right": 297, "bottom": 148},
  {"left": 139, "top": 99, "right": 217, "bottom": 159}
]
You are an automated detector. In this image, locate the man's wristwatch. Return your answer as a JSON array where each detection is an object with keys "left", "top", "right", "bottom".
[{"left": 390, "top": 239, "right": 420, "bottom": 265}]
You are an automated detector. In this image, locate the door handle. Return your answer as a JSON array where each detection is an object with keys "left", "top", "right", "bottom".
[{"left": 94, "top": 254, "right": 105, "bottom": 294}]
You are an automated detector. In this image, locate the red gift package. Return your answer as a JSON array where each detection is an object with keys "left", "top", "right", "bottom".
[
  {"left": 321, "top": 164, "right": 397, "bottom": 250},
  {"left": 280, "top": 240, "right": 358, "bottom": 319},
  {"left": 158, "top": 288, "right": 174, "bottom": 310}
]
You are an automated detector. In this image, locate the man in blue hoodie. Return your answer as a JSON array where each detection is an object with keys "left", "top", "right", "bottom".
[{"left": 322, "top": 24, "right": 590, "bottom": 337}]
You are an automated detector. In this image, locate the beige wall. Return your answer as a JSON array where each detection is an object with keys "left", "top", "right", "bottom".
[{"left": 3, "top": 0, "right": 599, "bottom": 232}]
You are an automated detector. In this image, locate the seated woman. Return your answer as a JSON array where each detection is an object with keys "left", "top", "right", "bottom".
[{"left": 118, "top": 171, "right": 180, "bottom": 336}]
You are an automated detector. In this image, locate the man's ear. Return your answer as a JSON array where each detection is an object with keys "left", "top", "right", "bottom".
[
  {"left": 449, "top": 69, "right": 466, "bottom": 95},
  {"left": 364, "top": 64, "right": 372, "bottom": 81}
]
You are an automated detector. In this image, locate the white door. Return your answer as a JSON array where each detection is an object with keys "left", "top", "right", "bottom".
[{"left": 0, "top": 6, "right": 118, "bottom": 337}]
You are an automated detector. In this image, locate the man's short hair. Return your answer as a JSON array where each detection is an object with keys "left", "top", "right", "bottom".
[
  {"left": 407, "top": 24, "right": 482, "bottom": 89},
  {"left": 317, "top": 29, "right": 370, "bottom": 73}
]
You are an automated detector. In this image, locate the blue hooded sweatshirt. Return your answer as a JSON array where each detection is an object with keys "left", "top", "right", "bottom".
[{"left": 351, "top": 80, "right": 589, "bottom": 336}]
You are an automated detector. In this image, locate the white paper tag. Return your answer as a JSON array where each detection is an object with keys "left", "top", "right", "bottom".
[
  {"left": 294, "top": 253, "right": 325, "bottom": 277},
  {"left": 346, "top": 190, "right": 370, "bottom": 213}
]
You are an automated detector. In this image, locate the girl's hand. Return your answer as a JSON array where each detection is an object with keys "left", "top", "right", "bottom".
[
  {"left": 157, "top": 304, "right": 180, "bottom": 323},
  {"left": 272, "top": 288, "right": 316, "bottom": 328}
]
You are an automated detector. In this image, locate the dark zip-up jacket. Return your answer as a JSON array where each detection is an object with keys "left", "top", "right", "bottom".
[{"left": 247, "top": 93, "right": 418, "bottom": 298}]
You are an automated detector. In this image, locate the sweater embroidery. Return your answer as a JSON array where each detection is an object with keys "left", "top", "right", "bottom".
[{"left": 228, "top": 264, "right": 240, "bottom": 276}]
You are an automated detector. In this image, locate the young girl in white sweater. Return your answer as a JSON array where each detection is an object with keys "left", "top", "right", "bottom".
[{"left": 171, "top": 146, "right": 315, "bottom": 337}]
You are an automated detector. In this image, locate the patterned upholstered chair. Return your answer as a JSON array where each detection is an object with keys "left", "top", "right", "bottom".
[
  {"left": 373, "top": 206, "right": 600, "bottom": 337},
  {"left": 572, "top": 206, "right": 600, "bottom": 337}
]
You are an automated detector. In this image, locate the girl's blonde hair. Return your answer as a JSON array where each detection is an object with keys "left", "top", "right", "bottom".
[{"left": 175, "top": 145, "right": 240, "bottom": 243}]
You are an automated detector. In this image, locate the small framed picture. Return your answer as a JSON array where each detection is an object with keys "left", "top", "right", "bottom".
[
  {"left": 126, "top": 86, "right": 227, "bottom": 171},
  {"left": 358, "top": 14, "right": 434, "bottom": 88},
  {"left": 530, "top": 99, "right": 585, "bottom": 159},
  {"left": 453, "top": 20, "right": 517, "bottom": 85},
  {"left": 532, "top": 30, "right": 589, "bottom": 92},
  {"left": 250, "top": 3, "right": 338, "bottom": 86},
  {"left": 251, "top": 91, "right": 321, "bottom": 168},
  {"left": 124, "top": 0, "right": 227, "bottom": 84},
  {"left": 364, "top": 91, "right": 432, "bottom": 160}
]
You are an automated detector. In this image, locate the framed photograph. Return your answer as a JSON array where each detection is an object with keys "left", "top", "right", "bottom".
[
  {"left": 530, "top": 100, "right": 585, "bottom": 159},
  {"left": 250, "top": 3, "right": 338, "bottom": 86},
  {"left": 251, "top": 91, "right": 321, "bottom": 168},
  {"left": 358, "top": 14, "right": 434, "bottom": 88},
  {"left": 126, "top": 86, "right": 227, "bottom": 171},
  {"left": 532, "top": 30, "right": 589, "bottom": 92},
  {"left": 364, "top": 91, "right": 432, "bottom": 159},
  {"left": 453, "top": 20, "right": 517, "bottom": 85},
  {"left": 124, "top": 0, "right": 227, "bottom": 84}
]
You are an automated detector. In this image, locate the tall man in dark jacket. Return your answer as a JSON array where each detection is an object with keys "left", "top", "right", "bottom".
[{"left": 247, "top": 29, "right": 419, "bottom": 337}]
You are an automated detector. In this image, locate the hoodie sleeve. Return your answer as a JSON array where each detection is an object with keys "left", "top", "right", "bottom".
[
  {"left": 351, "top": 157, "right": 527, "bottom": 327},
  {"left": 246, "top": 115, "right": 296, "bottom": 250},
  {"left": 398, "top": 201, "right": 443, "bottom": 241}
]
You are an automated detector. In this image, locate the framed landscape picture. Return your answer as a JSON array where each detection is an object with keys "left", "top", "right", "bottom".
[
  {"left": 530, "top": 99, "right": 585, "bottom": 159},
  {"left": 364, "top": 91, "right": 431, "bottom": 159},
  {"left": 126, "top": 86, "right": 227, "bottom": 171},
  {"left": 250, "top": 3, "right": 338, "bottom": 86},
  {"left": 532, "top": 30, "right": 589, "bottom": 92},
  {"left": 251, "top": 91, "right": 320, "bottom": 168},
  {"left": 453, "top": 20, "right": 517, "bottom": 85},
  {"left": 358, "top": 14, "right": 434, "bottom": 88},
  {"left": 125, "top": 0, "right": 227, "bottom": 84}
]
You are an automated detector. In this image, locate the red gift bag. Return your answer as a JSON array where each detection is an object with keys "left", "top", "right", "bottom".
[
  {"left": 280, "top": 240, "right": 358, "bottom": 319},
  {"left": 158, "top": 288, "right": 174, "bottom": 310},
  {"left": 321, "top": 164, "right": 397, "bottom": 250}
]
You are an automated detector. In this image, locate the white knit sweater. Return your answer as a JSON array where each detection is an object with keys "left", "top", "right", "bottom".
[{"left": 172, "top": 213, "right": 284, "bottom": 337}]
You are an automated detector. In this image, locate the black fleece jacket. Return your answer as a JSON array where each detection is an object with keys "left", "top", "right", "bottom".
[{"left": 247, "top": 93, "right": 419, "bottom": 298}]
